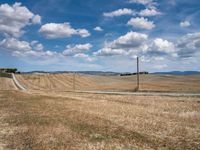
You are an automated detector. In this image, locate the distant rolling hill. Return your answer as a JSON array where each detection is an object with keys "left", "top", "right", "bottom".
[
  {"left": 152, "top": 71, "right": 200, "bottom": 75},
  {"left": 22, "top": 71, "right": 121, "bottom": 76},
  {"left": 21, "top": 70, "right": 200, "bottom": 76}
]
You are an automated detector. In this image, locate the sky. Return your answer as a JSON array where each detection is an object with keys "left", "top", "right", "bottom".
[{"left": 0, "top": 0, "right": 200, "bottom": 72}]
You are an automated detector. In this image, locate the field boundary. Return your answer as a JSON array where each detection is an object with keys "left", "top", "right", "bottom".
[
  {"left": 74, "top": 90, "right": 200, "bottom": 97},
  {"left": 12, "top": 73, "right": 26, "bottom": 91}
]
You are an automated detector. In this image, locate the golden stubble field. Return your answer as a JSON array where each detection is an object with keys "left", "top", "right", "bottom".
[
  {"left": 0, "top": 77, "right": 17, "bottom": 91},
  {"left": 0, "top": 90, "right": 200, "bottom": 149},
  {"left": 16, "top": 73, "right": 200, "bottom": 93},
  {"left": 0, "top": 74, "right": 200, "bottom": 149}
]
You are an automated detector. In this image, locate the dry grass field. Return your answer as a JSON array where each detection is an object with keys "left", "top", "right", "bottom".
[
  {"left": 0, "top": 74, "right": 200, "bottom": 149},
  {"left": 0, "top": 77, "right": 16, "bottom": 90},
  {"left": 16, "top": 73, "right": 200, "bottom": 93},
  {"left": 16, "top": 73, "right": 135, "bottom": 92},
  {"left": 0, "top": 90, "right": 200, "bottom": 149}
]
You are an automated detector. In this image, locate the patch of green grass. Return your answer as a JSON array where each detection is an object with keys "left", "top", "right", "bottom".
[
  {"left": 5, "top": 114, "right": 53, "bottom": 126},
  {"left": 71, "top": 122, "right": 110, "bottom": 142},
  {"left": 89, "top": 133, "right": 108, "bottom": 142},
  {"left": 0, "top": 72, "right": 12, "bottom": 78},
  {"left": 72, "top": 123, "right": 94, "bottom": 133}
]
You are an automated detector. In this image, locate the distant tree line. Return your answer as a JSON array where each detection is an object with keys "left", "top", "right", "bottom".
[
  {"left": 120, "top": 71, "right": 149, "bottom": 76},
  {"left": 0, "top": 68, "right": 18, "bottom": 73}
]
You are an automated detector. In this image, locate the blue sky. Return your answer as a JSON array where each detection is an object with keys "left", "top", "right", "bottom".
[{"left": 0, "top": 0, "right": 200, "bottom": 72}]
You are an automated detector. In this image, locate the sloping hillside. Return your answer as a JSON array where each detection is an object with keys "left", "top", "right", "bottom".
[
  {"left": 15, "top": 73, "right": 200, "bottom": 93},
  {"left": 0, "top": 77, "right": 17, "bottom": 90},
  {"left": 16, "top": 73, "right": 136, "bottom": 92},
  {"left": 139, "top": 74, "right": 200, "bottom": 92}
]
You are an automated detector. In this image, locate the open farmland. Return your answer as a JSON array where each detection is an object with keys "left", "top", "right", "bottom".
[
  {"left": 0, "top": 90, "right": 200, "bottom": 149},
  {"left": 0, "top": 77, "right": 16, "bottom": 90},
  {"left": 15, "top": 73, "right": 135, "bottom": 92},
  {"left": 0, "top": 74, "right": 200, "bottom": 149},
  {"left": 16, "top": 73, "right": 200, "bottom": 93},
  {"left": 1, "top": 0, "right": 200, "bottom": 149}
]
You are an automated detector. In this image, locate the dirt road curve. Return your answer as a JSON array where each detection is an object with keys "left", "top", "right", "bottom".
[{"left": 11, "top": 73, "right": 26, "bottom": 91}]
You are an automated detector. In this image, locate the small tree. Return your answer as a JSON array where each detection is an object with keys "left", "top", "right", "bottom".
[{"left": 6, "top": 68, "right": 17, "bottom": 73}]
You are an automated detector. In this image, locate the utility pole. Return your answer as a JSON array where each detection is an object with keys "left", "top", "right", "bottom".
[
  {"left": 136, "top": 57, "right": 140, "bottom": 91},
  {"left": 73, "top": 72, "right": 75, "bottom": 92}
]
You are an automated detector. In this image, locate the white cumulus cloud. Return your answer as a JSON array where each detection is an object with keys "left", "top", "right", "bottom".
[
  {"left": 0, "top": 2, "right": 41, "bottom": 37},
  {"left": 153, "top": 38, "right": 177, "bottom": 56},
  {"left": 0, "top": 38, "right": 31, "bottom": 51},
  {"left": 94, "top": 31, "right": 148, "bottom": 57},
  {"left": 180, "top": 21, "right": 191, "bottom": 28},
  {"left": 127, "top": 17, "right": 155, "bottom": 30},
  {"left": 94, "top": 26, "right": 103, "bottom": 32},
  {"left": 77, "top": 29, "right": 90, "bottom": 37},
  {"left": 128, "top": 0, "right": 157, "bottom": 7},
  {"left": 74, "top": 53, "right": 94, "bottom": 62},
  {"left": 39, "top": 22, "right": 90, "bottom": 39},
  {"left": 177, "top": 32, "right": 200, "bottom": 58},
  {"left": 94, "top": 48, "right": 126, "bottom": 56},
  {"left": 32, "top": 15, "right": 41, "bottom": 24},
  {"left": 103, "top": 8, "right": 135, "bottom": 17},
  {"left": 63, "top": 43, "right": 92, "bottom": 56},
  {"left": 0, "top": 38, "right": 58, "bottom": 59},
  {"left": 139, "top": 8, "right": 162, "bottom": 16}
]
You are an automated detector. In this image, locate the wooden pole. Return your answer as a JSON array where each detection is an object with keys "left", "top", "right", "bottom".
[
  {"left": 137, "top": 57, "right": 139, "bottom": 91},
  {"left": 73, "top": 72, "right": 75, "bottom": 92}
]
